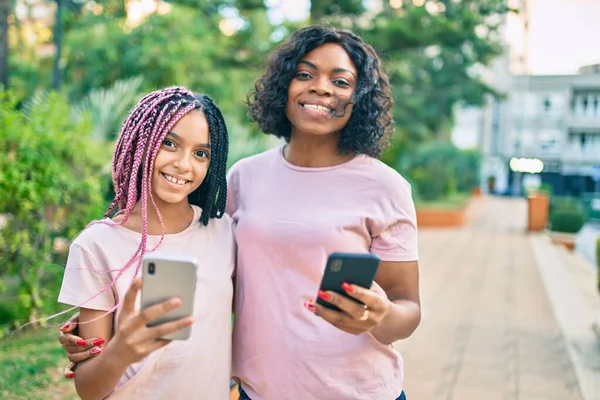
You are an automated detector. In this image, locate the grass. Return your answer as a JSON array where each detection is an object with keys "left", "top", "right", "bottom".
[
  {"left": 415, "top": 192, "right": 471, "bottom": 210},
  {"left": 0, "top": 328, "right": 78, "bottom": 400}
]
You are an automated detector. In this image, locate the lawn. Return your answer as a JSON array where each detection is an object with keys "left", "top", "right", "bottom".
[{"left": 0, "top": 328, "right": 78, "bottom": 400}]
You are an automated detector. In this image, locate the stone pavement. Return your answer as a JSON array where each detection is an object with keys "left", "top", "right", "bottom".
[{"left": 395, "top": 197, "right": 599, "bottom": 400}]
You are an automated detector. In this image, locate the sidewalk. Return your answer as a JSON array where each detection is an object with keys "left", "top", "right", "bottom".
[{"left": 395, "top": 197, "right": 600, "bottom": 400}]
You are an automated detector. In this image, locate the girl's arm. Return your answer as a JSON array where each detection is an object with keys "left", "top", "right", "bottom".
[{"left": 74, "top": 279, "right": 194, "bottom": 400}]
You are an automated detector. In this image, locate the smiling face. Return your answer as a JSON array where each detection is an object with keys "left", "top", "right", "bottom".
[
  {"left": 151, "top": 110, "right": 211, "bottom": 206},
  {"left": 285, "top": 42, "right": 357, "bottom": 139}
]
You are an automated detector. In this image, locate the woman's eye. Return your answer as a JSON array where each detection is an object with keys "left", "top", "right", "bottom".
[
  {"left": 295, "top": 72, "right": 312, "bottom": 80},
  {"left": 334, "top": 79, "right": 350, "bottom": 87},
  {"left": 162, "top": 139, "right": 175, "bottom": 148},
  {"left": 195, "top": 150, "right": 209, "bottom": 158}
]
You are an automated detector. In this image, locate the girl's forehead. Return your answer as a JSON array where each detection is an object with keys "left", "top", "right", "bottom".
[{"left": 169, "top": 111, "right": 209, "bottom": 144}]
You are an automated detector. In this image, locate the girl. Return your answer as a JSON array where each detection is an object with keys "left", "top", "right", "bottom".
[
  {"left": 57, "top": 87, "right": 235, "bottom": 399},
  {"left": 61, "top": 26, "right": 420, "bottom": 400}
]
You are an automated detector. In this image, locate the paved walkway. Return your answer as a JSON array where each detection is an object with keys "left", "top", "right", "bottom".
[{"left": 395, "top": 197, "right": 597, "bottom": 400}]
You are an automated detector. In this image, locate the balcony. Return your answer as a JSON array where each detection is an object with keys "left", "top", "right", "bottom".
[
  {"left": 568, "top": 92, "right": 600, "bottom": 129},
  {"left": 566, "top": 113, "right": 600, "bottom": 130},
  {"left": 562, "top": 143, "right": 600, "bottom": 163}
]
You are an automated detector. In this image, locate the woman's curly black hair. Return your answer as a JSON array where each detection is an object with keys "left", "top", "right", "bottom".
[{"left": 246, "top": 25, "right": 393, "bottom": 159}]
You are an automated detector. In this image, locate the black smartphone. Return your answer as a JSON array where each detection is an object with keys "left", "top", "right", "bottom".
[{"left": 316, "top": 252, "right": 380, "bottom": 311}]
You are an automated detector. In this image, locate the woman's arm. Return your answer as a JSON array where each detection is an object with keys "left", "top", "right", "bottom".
[
  {"left": 74, "top": 308, "right": 127, "bottom": 400},
  {"left": 369, "top": 260, "right": 421, "bottom": 344}
]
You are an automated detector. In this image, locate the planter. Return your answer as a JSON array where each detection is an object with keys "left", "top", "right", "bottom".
[
  {"left": 527, "top": 193, "right": 549, "bottom": 232},
  {"left": 470, "top": 187, "right": 482, "bottom": 197},
  {"left": 230, "top": 381, "right": 239, "bottom": 400},
  {"left": 548, "top": 231, "right": 576, "bottom": 251},
  {"left": 416, "top": 207, "right": 466, "bottom": 228}
]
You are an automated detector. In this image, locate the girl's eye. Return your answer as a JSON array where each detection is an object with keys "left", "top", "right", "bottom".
[
  {"left": 162, "top": 139, "right": 176, "bottom": 148},
  {"left": 195, "top": 150, "right": 209, "bottom": 159},
  {"left": 295, "top": 72, "right": 312, "bottom": 80}
]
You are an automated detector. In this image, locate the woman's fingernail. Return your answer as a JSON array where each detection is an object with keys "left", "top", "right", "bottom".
[
  {"left": 76, "top": 340, "right": 87, "bottom": 346},
  {"left": 318, "top": 290, "right": 332, "bottom": 301},
  {"left": 90, "top": 347, "right": 103, "bottom": 356},
  {"left": 303, "top": 301, "right": 315, "bottom": 311},
  {"left": 60, "top": 324, "right": 70, "bottom": 331},
  {"left": 92, "top": 338, "right": 105, "bottom": 346},
  {"left": 67, "top": 372, "right": 75, "bottom": 379},
  {"left": 341, "top": 282, "right": 354, "bottom": 293}
]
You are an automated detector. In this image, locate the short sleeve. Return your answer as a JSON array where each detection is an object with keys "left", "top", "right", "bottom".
[
  {"left": 369, "top": 176, "right": 419, "bottom": 262},
  {"left": 58, "top": 243, "right": 116, "bottom": 311},
  {"left": 226, "top": 164, "right": 240, "bottom": 218}
]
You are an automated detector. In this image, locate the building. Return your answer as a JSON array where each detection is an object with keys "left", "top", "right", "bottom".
[
  {"left": 479, "top": 63, "right": 600, "bottom": 197},
  {"left": 452, "top": 0, "right": 600, "bottom": 197}
]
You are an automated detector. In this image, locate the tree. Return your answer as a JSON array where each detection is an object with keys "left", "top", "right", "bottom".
[
  {"left": 310, "top": 0, "right": 510, "bottom": 161},
  {"left": 0, "top": 90, "right": 108, "bottom": 328}
]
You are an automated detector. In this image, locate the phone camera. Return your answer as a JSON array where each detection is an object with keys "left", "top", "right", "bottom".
[
  {"left": 331, "top": 260, "right": 343, "bottom": 272},
  {"left": 148, "top": 263, "right": 155, "bottom": 275}
]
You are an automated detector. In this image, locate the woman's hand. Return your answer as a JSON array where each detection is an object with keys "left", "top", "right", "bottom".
[
  {"left": 59, "top": 313, "right": 105, "bottom": 379},
  {"left": 103, "top": 278, "right": 194, "bottom": 367},
  {"left": 304, "top": 281, "right": 391, "bottom": 335}
]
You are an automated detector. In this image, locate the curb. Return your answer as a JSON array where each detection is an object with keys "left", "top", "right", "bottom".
[
  {"left": 593, "top": 318, "right": 600, "bottom": 342},
  {"left": 530, "top": 234, "right": 600, "bottom": 400}
]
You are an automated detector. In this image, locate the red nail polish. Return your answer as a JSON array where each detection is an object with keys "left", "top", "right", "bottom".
[
  {"left": 341, "top": 282, "right": 354, "bottom": 293},
  {"left": 93, "top": 338, "right": 105, "bottom": 346},
  {"left": 303, "top": 301, "right": 315, "bottom": 309},
  {"left": 60, "top": 324, "right": 70, "bottom": 331},
  {"left": 318, "top": 290, "right": 331, "bottom": 301},
  {"left": 76, "top": 340, "right": 87, "bottom": 346},
  {"left": 90, "top": 347, "right": 103, "bottom": 356},
  {"left": 67, "top": 372, "right": 75, "bottom": 379}
]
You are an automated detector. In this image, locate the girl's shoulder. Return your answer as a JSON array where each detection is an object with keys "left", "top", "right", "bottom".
[
  {"left": 189, "top": 207, "right": 234, "bottom": 238},
  {"left": 69, "top": 218, "right": 135, "bottom": 256}
]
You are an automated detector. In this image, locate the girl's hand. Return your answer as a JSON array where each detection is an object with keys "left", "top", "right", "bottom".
[
  {"left": 105, "top": 278, "right": 194, "bottom": 367},
  {"left": 59, "top": 313, "right": 105, "bottom": 379},
  {"left": 304, "top": 281, "right": 391, "bottom": 335}
]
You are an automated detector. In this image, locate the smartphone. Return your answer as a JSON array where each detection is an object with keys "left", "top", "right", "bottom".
[
  {"left": 141, "top": 253, "right": 197, "bottom": 340},
  {"left": 316, "top": 252, "right": 380, "bottom": 311}
]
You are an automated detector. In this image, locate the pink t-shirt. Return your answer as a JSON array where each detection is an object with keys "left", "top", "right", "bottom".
[
  {"left": 227, "top": 147, "right": 419, "bottom": 400},
  {"left": 58, "top": 205, "right": 235, "bottom": 400}
]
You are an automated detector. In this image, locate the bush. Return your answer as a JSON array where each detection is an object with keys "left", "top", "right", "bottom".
[
  {"left": 400, "top": 143, "right": 481, "bottom": 202},
  {"left": 0, "top": 90, "right": 109, "bottom": 329},
  {"left": 548, "top": 196, "right": 585, "bottom": 233},
  {"left": 549, "top": 209, "right": 585, "bottom": 233},
  {"left": 550, "top": 196, "right": 581, "bottom": 214}
]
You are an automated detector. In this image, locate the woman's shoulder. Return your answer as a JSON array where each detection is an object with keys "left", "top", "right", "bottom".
[
  {"left": 228, "top": 147, "right": 280, "bottom": 175},
  {"left": 356, "top": 156, "right": 412, "bottom": 195}
]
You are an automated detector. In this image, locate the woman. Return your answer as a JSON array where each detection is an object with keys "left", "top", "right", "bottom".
[{"left": 60, "top": 25, "right": 420, "bottom": 400}]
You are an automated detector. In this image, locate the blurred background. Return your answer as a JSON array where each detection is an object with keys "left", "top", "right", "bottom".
[{"left": 1, "top": 0, "right": 599, "bottom": 399}]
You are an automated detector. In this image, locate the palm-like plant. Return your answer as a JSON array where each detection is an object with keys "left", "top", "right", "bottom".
[{"left": 72, "top": 76, "right": 143, "bottom": 141}]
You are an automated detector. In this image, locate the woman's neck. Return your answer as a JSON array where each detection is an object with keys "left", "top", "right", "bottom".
[
  {"left": 284, "top": 134, "right": 355, "bottom": 168},
  {"left": 117, "top": 199, "right": 194, "bottom": 235}
]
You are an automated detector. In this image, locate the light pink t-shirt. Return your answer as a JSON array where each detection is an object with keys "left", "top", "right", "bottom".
[
  {"left": 58, "top": 205, "right": 235, "bottom": 400},
  {"left": 227, "top": 147, "right": 419, "bottom": 400}
]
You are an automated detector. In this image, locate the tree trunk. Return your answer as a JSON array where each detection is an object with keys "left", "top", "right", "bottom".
[
  {"left": 0, "top": 0, "right": 10, "bottom": 88},
  {"left": 52, "top": 0, "right": 63, "bottom": 90}
]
